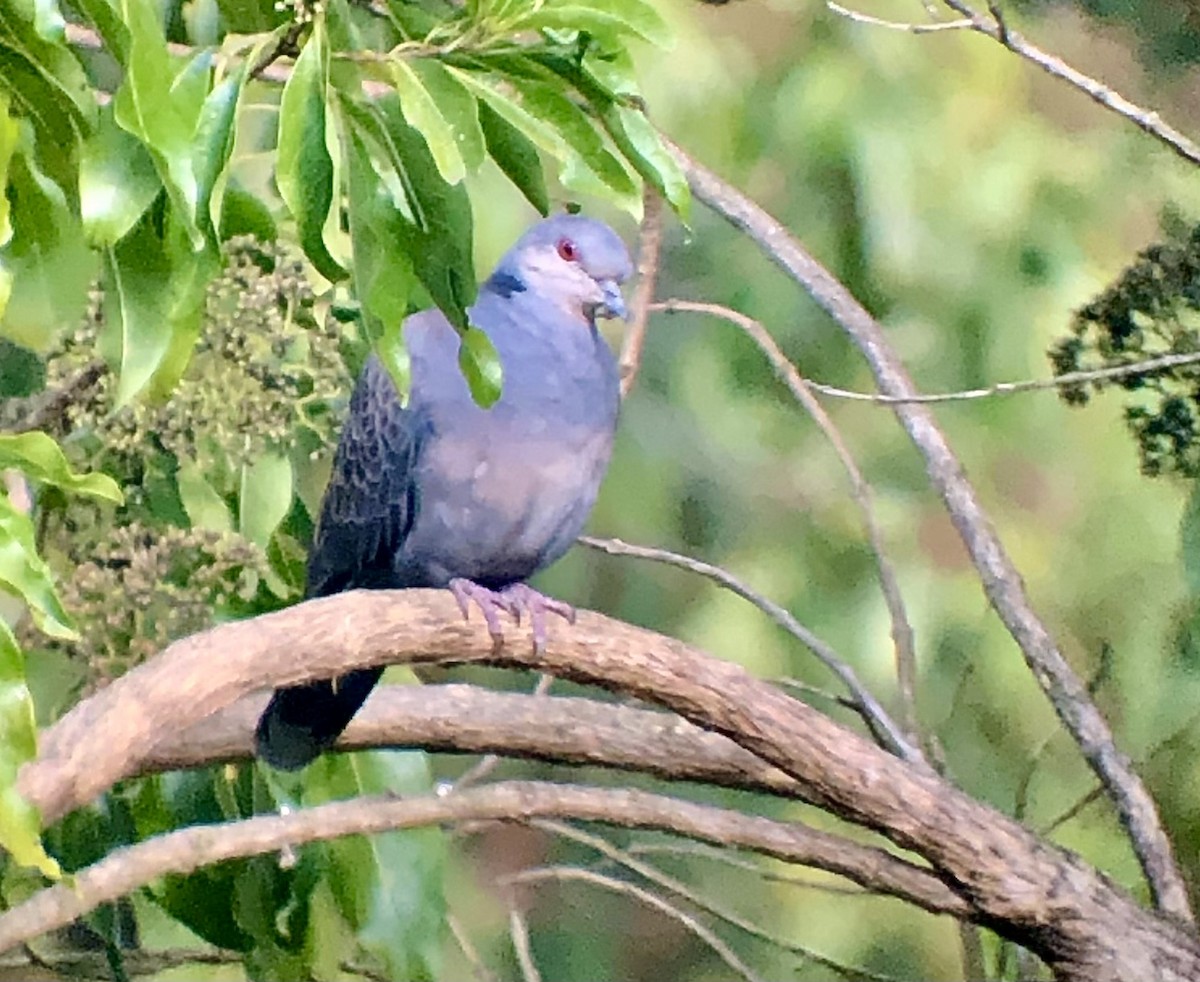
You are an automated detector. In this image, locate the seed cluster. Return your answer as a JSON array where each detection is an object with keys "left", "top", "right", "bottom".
[{"left": 7, "top": 238, "right": 352, "bottom": 691}]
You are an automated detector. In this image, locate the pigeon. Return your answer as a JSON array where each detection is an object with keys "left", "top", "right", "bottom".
[{"left": 255, "top": 215, "right": 632, "bottom": 770}]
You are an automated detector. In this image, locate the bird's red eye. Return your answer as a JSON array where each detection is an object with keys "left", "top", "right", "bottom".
[{"left": 556, "top": 238, "right": 579, "bottom": 262}]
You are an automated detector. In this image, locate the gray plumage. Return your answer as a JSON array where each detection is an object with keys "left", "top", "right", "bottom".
[{"left": 256, "top": 215, "right": 631, "bottom": 770}]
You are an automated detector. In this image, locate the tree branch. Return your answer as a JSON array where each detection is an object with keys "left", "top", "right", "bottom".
[
  {"left": 0, "top": 780, "right": 968, "bottom": 953},
  {"left": 619, "top": 188, "right": 666, "bottom": 397},
  {"left": 115, "top": 684, "right": 805, "bottom": 802},
  {"left": 14, "top": 590, "right": 1200, "bottom": 979},
  {"left": 664, "top": 137, "right": 1193, "bottom": 924}
]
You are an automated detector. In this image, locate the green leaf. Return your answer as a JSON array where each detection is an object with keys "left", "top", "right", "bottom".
[
  {"left": 193, "top": 66, "right": 245, "bottom": 240},
  {"left": 451, "top": 66, "right": 638, "bottom": 212},
  {"left": 504, "top": 74, "right": 638, "bottom": 210},
  {"left": 0, "top": 125, "right": 96, "bottom": 351},
  {"left": 511, "top": 0, "right": 672, "bottom": 48},
  {"left": 100, "top": 207, "right": 174, "bottom": 407},
  {"left": 219, "top": 182, "right": 278, "bottom": 242},
  {"left": 80, "top": 105, "right": 161, "bottom": 246},
  {"left": 414, "top": 60, "right": 485, "bottom": 172},
  {"left": 145, "top": 210, "right": 221, "bottom": 400},
  {"left": 305, "top": 751, "right": 445, "bottom": 981},
  {"left": 0, "top": 94, "right": 18, "bottom": 248},
  {"left": 73, "top": 0, "right": 131, "bottom": 63},
  {"left": 177, "top": 454, "right": 233, "bottom": 533},
  {"left": 0, "top": 432, "right": 123, "bottom": 502},
  {"left": 0, "top": 0, "right": 96, "bottom": 145},
  {"left": 277, "top": 21, "right": 346, "bottom": 283},
  {"left": 602, "top": 103, "right": 690, "bottom": 219},
  {"left": 0, "top": 620, "right": 59, "bottom": 878},
  {"left": 213, "top": 0, "right": 282, "bottom": 33},
  {"left": 448, "top": 66, "right": 564, "bottom": 160},
  {"left": 458, "top": 325, "right": 503, "bottom": 408},
  {"left": 112, "top": 0, "right": 205, "bottom": 251},
  {"left": 239, "top": 451, "right": 293, "bottom": 549},
  {"left": 340, "top": 94, "right": 475, "bottom": 329},
  {"left": 477, "top": 99, "right": 548, "bottom": 215},
  {"left": 344, "top": 125, "right": 415, "bottom": 353},
  {"left": 389, "top": 59, "right": 465, "bottom": 185},
  {"left": 0, "top": 496, "right": 75, "bottom": 639}
]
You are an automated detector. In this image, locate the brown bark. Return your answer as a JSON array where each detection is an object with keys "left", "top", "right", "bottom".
[{"left": 16, "top": 590, "right": 1200, "bottom": 980}]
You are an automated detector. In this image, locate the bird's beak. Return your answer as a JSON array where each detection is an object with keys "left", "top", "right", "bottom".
[{"left": 598, "top": 279, "right": 628, "bottom": 320}]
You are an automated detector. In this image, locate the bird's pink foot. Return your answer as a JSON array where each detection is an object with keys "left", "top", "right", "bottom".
[{"left": 448, "top": 579, "right": 575, "bottom": 651}]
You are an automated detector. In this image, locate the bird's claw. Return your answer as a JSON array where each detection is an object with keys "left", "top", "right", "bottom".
[{"left": 447, "top": 579, "right": 575, "bottom": 652}]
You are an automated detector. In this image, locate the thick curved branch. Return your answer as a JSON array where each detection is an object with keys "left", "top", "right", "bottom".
[
  {"left": 664, "top": 138, "right": 1192, "bottom": 924},
  {"left": 128, "top": 684, "right": 803, "bottom": 800},
  {"left": 0, "top": 780, "right": 969, "bottom": 952},
  {"left": 17, "top": 590, "right": 1200, "bottom": 980}
]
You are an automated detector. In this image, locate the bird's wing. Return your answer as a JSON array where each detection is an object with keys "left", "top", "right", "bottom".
[{"left": 305, "top": 354, "right": 424, "bottom": 597}]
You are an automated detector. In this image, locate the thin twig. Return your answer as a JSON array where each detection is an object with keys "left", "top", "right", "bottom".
[
  {"left": 652, "top": 298, "right": 921, "bottom": 749},
  {"left": 946, "top": 0, "right": 1200, "bottom": 166},
  {"left": 579, "top": 535, "right": 923, "bottom": 765},
  {"left": 535, "top": 820, "right": 902, "bottom": 982},
  {"left": 447, "top": 912, "right": 499, "bottom": 982},
  {"left": 826, "top": 0, "right": 1200, "bottom": 167},
  {"left": 826, "top": 1, "right": 972, "bottom": 32},
  {"left": 804, "top": 351, "right": 1200, "bottom": 405},
  {"left": 507, "top": 908, "right": 542, "bottom": 982},
  {"left": 665, "top": 136, "right": 1193, "bottom": 923},
  {"left": 625, "top": 842, "right": 870, "bottom": 895},
  {"left": 503, "top": 866, "right": 765, "bottom": 982},
  {"left": 620, "top": 188, "right": 666, "bottom": 397}
]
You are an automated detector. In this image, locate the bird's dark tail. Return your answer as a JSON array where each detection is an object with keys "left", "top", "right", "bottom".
[{"left": 255, "top": 668, "right": 384, "bottom": 770}]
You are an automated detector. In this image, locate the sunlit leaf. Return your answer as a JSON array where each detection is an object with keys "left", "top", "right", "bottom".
[
  {"left": 511, "top": 0, "right": 671, "bottom": 48},
  {"left": 80, "top": 105, "right": 161, "bottom": 246},
  {"left": 413, "top": 60, "right": 485, "bottom": 172},
  {"left": 390, "top": 59, "right": 465, "bottom": 185},
  {"left": 0, "top": 620, "right": 59, "bottom": 877},
  {"left": 0, "top": 496, "right": 75, "bottom": 639},
  {"left": 504, "top": 74, "right": 638, "bottom": 210},
  {"left": 0, "top": 94, "right": 17, "bottom": 248},
  {"left": 340, "top": 94, "right": 475, "bottom": 330},
  {"left": 193, "top": 65, "right": 245, "bottom": 239},
  {"left": 239, "top": 451, "right": 294, "bottom": 549},
  {"left": 0, "top": 126, "right": 96, "bottom": 352},
  {"left": 0, "top": 431, "right": 123, "bottom": 502},
  {"left": 100, "top": 208, "right": 174, "bottom": 407},
  {"left": 0, "top": 0, "right": 95, "bottom": 148},
  {"left": 344, "top": 124, "right": 415, "bottom": 363},
  {"left": 458, "top": 325, "right": 503, "bottom": 408},
  {"left": 177, "top": 454, "right": 233, "bottom": 533},
  {"left": 602, "top": 103, "right": 690, "bottom": 219},
  {"left": 277, "top": 21, "right": 346, "bottom": 283},
  {"left": 112, "top": 0, "right": 205, "bottom": 250}
]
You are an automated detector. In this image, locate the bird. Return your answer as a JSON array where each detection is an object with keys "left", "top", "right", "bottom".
[{"left": 255, "top": 214, "right": 632, "bottom": 770}]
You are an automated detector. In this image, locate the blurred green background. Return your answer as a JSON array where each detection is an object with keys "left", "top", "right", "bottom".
[
  {"left": 11, "top": 0, "right": 1200, "bottom": 977},
  {"left": 504, "top": 0, "right": 1200, "bottom": 978}
]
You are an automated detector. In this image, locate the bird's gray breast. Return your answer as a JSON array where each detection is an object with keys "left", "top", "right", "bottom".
[{"left": 400, "top": 409, "right": 613, "bottom": 587}]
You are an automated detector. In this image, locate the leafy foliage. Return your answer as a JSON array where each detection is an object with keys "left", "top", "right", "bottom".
[
  {"left": 0, "top": 0, "right": 683, "bottom": 974},
  {"left": 1049, "top": 224, "right": 1200, "bottom": 477}
]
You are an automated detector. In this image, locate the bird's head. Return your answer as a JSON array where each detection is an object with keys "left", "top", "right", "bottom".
[{"left": 492, "top": 214, "right": 633, "bottom": 323}]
